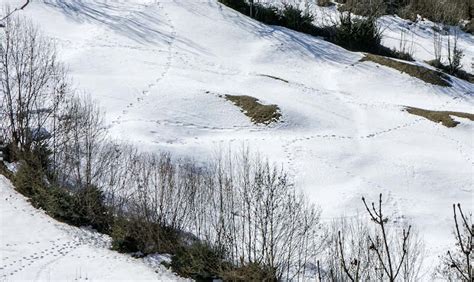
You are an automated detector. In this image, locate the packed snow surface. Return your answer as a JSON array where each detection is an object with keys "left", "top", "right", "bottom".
[{"left": 1, "top": 0, "right": 473, "bottom": 280}]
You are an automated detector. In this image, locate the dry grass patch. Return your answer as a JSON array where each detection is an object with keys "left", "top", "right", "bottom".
[
  {"left": 405, "top": 106, "right": 474, "bottom": 128},
  {"left": 361, "top": 54, "right": 451, "bottom": 87},
  {"left": 224, "top": 95, "right": 281, "bottom": 125}
]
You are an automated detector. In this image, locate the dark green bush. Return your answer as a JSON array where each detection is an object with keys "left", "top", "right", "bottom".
[
  {"left": 334, "top": 14, "right": 382, "bottom": 53},
  {"left": 13, "top": 158, "right": 81, "bottom": 225},
  {"left": 111, "top": 218, "right": 181, "bottom": 255},
  {"left": 73, "top": 186, "right": 112, "bottom": 233},
  {"left": 111, "top": 218, "right": 142, "bottom": 253},
  {"left": 218, "top": 0, "right": 331, "bottom": 38},
  {"left": 14, "top": 158, "right": 50, "bottom": 203},
  {"left": 12, "top": 146, "right": 112, "bottom": 233},
  {"left": 169, "top": 238, "right": 278, "bottom": 281},
  {"left": 46, "top": 187, "right": 78, "bottom": 222},
  {"left": 170, "top": 242, "right": 227, "bottom": 281},
  {"left": 251, "top": 3, "right": 281, "bottom": 25},
  {"left": 221, "top": 262, "right": 278, "bottom": 281},
  {"left": 13, "top": 145, "right": 55, "bottom": 204},
  {"left": 218, "top": 0, "right": 282, "bottom": 25},
  {"left": 219, "top": 0, "right": 249, "bottom": 14},
  {"left": 280, "top": 4, "right": 314, "bottom": 31}
]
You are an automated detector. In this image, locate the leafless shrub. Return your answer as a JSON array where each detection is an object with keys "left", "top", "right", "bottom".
[
  {"left": 399, "top": 29, "right": 415, "bottom": 58},
  {"left": 401, "top": 0, "right": 471, "bottom": 24},
  {"left": 190, "top": 148, "right": 325, "bottom": 279},
  {"left": 436, "top": 204, "right": 473, "bottom": 281},
  {"left": 339, "top": 0, "right": 387, "bottom": 17},
  {"left": 433, "top": 28, "right": 443, "bottom": 64},
  {"left": 53, "top": 94, "right": 107, "bottom": 189},
  {"left": 0, "top": 14, "right": 68, "bottom": 153},
  {"left": 93, "top": 145, "right": 325, "bottom": 279},
  {"left": 323, "top": 194, "right": 424, "bottom": 281},
  {"left": 446, "top": 30, "right": 464, "bottom": 74},
  {"left": 329, "top": 217, "right": 373, "bottom": 281},
  {"left": 360, "top": 194, "right": 412, "bottom": 281}
]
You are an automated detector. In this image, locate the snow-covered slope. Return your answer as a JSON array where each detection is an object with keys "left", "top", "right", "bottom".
[
  {"left": 264, "top": 1, "right": 474, "bottom": 71},
  {"left": 2, "top": 0, "right": 473, "bottom": 278},
  {"left": 0, "top": 175, "right": 185, "bottom": 281},
  {"left": 380, "top": 15, "right": 474, "bottom": 72}
]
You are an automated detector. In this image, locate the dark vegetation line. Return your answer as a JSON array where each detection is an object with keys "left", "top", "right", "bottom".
[
  {"left": 328, "top": 0, "right": 472, "bottom": 33},
  {"left": 218, "top": 0, "right": 414, "bottom": 60}
]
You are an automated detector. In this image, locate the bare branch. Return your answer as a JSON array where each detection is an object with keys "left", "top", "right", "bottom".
[
  {"left": 0, "top": 1, "right": 30, "bottom": 23},
  {"left": 338, "top": 231, "right": 355, "bottom": 282}
]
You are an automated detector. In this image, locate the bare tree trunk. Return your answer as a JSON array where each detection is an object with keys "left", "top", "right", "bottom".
[{"left": 1, "top": 15, "right": 67, "bottom": 154}]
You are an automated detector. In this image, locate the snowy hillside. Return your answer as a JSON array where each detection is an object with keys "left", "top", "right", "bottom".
[
  {"left": 261, "top": 0, "right": 474, "bottom": 71},
  {"left": 0, "top": 176, "right": 186, "bottom": 281},
  {"left": 1, "top": 0, "right": 473, "bottom": 280}
]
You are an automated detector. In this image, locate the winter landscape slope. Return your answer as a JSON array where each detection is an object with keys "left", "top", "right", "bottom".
[
  {"left": 1, "top": 0, "right": 473, "bottom": 280},
  {"left": 0, "top": 175, "right": 186, "bottom": 281}
]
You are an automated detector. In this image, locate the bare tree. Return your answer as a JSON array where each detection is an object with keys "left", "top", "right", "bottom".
[
  {"left": 361, "top": 194, "right": 411, "bottom": 282},
  {"left": 399, "top": 228, "right": 424, "bottom": 281},
  {"left": 189, "top": 148, "right": 325, "bottom": 280},
  {"left": 54, "top": 94, "right": 106, "bottom": 189},
  {"left": 438, "top": 204, "right": 473, "bottom": 281},
  {"left": 334, "top": 217, "right": 374, "bottom": 281},
  {"left": 328, "top": 194, "right": 422, "bottom": 282},
  {"left": 0, "top": 14, "right": 68, "bottom": 154},
  {"left": 399, "top": 29, "right": 415, "bottom": 58}
]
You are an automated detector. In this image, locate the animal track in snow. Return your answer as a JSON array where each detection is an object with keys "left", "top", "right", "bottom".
[
  {"left": 1, "top": 240, "right": 81, "bottom": 279},
  {"left": 111, "top": 0, "right": 177, "bottom": 126}
]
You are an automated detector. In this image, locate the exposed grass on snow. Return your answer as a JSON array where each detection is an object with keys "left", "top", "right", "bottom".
[
  {"left": 361, "top": 54, "right": 451, "bottom": 87},
  {"left": 258, "top": 74, "right": 289, "bottom": 83},
  {"left": 224, "top": 94, "right": 281, "bottom": 125},
  {"left": 405, "top": 106, "right": 474, "bottom": 128}
]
